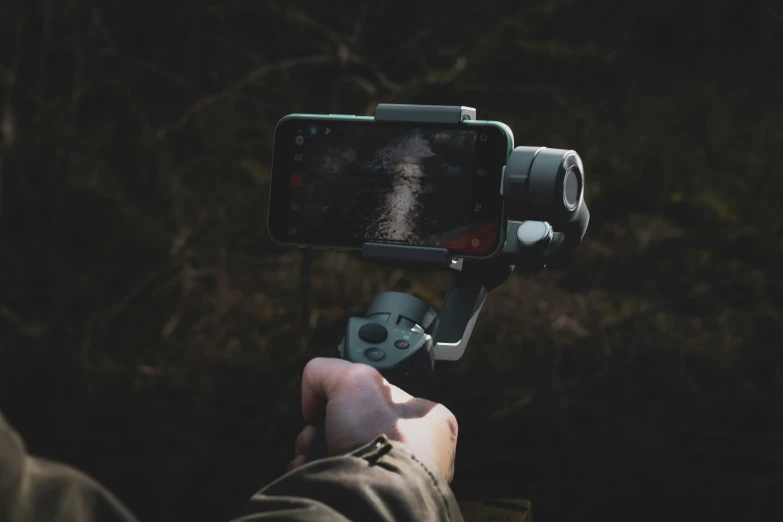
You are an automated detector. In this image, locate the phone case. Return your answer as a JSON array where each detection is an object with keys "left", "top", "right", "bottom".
[{"left": 267, "top": 113, "right": 514, "bottom": 260}]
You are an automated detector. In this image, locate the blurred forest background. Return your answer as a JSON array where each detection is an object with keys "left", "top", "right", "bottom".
[{"left": 1, "top": 1, "right": 782, "bottom": 521}]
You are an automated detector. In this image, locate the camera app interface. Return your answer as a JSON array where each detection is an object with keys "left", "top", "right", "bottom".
[{"left": 274, "top": 120, "right": 503, "bottom": 255}]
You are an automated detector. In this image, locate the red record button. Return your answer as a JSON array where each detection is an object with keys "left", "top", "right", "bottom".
[{"left": 290, "top": 173, "right": 304, "bottom": 188}]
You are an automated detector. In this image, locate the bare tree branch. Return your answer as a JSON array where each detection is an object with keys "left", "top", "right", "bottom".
[
  {"left": 0, "top": 306, "right": 49, "bottom": 338},
  {"left": 155, "top": 54, "right": 332, "bottom": 139},
  {"left": 347, "top": 3, "right": 371, "bottom": 44},
  {"left": 282, "top": 8, "right": 346, "bottom": 51},
  {"left": 456, "top": 82, "right": 571, "bottom": 108},
  {"left": 280, "top": 7, "right": 401, "bottom": 92},
  {"left": 345, "top": 74, "right": 377, "bottom": 94}
]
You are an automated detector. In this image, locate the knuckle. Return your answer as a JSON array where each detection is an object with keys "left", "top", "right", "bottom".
[
  {"left": 302, "top": 357, "right": 326, "bottom": 377},
  {"left": 434, "top": 403, "right": 458, "bottom": 436},
  {"left": 344, "top": 362, "right": 384, "bottom": 384},
  {"left": 332, "top": 363, "right": 387, "bottom": 398}
]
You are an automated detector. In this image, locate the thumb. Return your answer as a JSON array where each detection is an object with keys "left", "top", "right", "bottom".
[{"left": 300, "top": 357, "right": 354, "bottom": 424}]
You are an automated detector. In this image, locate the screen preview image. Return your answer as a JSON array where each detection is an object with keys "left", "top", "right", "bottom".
[{"left": 287, "top": 123, "right": 498, "bottom": 252}]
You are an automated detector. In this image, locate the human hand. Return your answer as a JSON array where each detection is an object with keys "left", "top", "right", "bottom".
[{"left": 288, "top": 357, "right": 459, "bottom": 483}]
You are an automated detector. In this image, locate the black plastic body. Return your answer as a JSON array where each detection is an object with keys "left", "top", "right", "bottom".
[{"left": 304, "top": 103, "right": 590, "bottom": 463}]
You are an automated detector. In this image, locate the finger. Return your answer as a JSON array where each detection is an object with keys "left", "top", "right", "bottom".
[
  {"left": 301, "top": 357, "right": 354, "bottom": 424},
  {"left": 295, "top": 425, "right": 318, "bottom": 456},
  {"left": 287, "top": 454, "right": 307, "bottom": 472}
]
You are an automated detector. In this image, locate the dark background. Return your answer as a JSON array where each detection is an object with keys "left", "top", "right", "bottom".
[{"left": 1, "top": 1, "right": 781, "bottom": 521}]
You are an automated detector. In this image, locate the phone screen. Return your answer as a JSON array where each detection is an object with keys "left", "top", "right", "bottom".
[{"left": 268, "top": 116, "right": 509, "bottom": 256}]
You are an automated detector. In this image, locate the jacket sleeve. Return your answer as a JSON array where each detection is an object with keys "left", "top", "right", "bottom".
[
  {"left": 0, "top": 410, "right": 139, "bottom": 522},
  {"left": 231, "top": 435, "right": 464, "bottom": 522}
]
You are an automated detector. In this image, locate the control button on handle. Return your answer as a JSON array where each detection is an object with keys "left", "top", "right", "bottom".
[
  {"left": 358, "top": 323, "right": 388, "bottom": 344},
  {"left": 364, "top": 347, "right": 387, "bottom": 361}
]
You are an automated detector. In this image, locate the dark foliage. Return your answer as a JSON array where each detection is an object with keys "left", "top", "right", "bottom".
[{"left": 1, "top": 1, "right": 781, "bottom": 521}]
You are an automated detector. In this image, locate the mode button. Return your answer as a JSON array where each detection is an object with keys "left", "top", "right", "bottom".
[{"left": 364, "top": 347, "right": 386, "bottom": 362}]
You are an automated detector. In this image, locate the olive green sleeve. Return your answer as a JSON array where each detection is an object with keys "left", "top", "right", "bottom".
[
  {"left": 231, "top": 435, "right": 464, "bottom": 522},
  {"left": 2, "top": 410, "right": 530, "bottom": 522},
  {"left": 0, "top": 410, "right": 139, "bottom": 522}
]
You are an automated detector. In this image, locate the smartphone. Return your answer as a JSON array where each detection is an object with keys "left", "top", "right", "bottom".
[{"left": 267, "top": 114, "right": 513, "bottom": 258}]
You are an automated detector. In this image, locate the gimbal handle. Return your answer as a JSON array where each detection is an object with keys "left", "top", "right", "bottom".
[{"left": 307, "top": 292, "right": 438, "bottom": 461}]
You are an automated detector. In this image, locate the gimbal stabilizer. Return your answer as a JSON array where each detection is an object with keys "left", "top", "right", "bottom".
[{"left": 307, "top": 103, "right": 590, "bottom": 460}]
